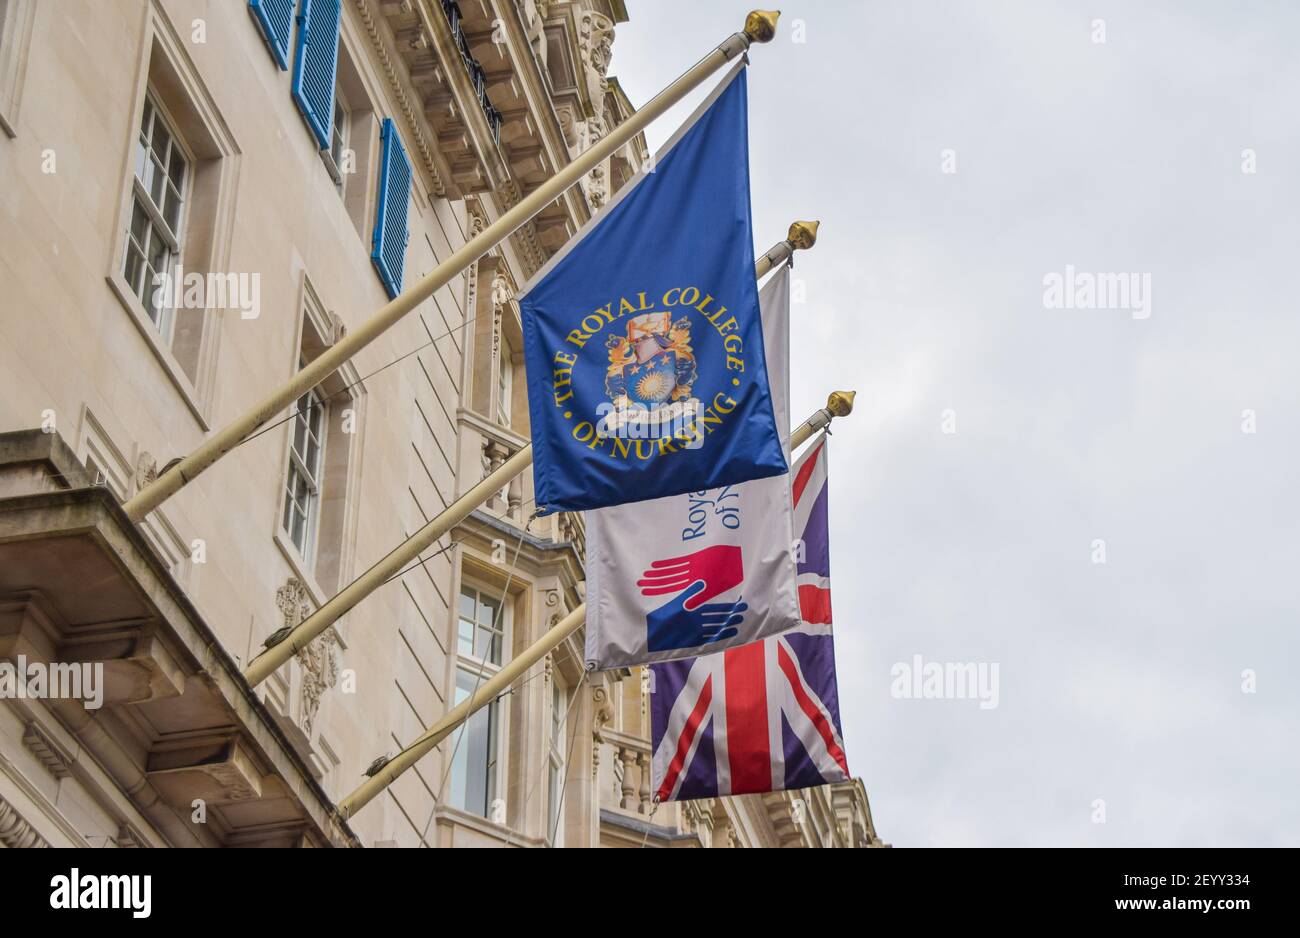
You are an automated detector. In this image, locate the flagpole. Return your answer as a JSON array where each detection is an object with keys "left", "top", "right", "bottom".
[
  {"left": 755, "top": 220, "right": 819, "bottom": 279},
  {"left": 243, "top": 224, "right": 821, "bottom": 688},
  {"left": 121, "top": 10, "right": 784, "bottom": 525},
  {"left": 336, "top": 390, "right": 857, "bottom": 822}
]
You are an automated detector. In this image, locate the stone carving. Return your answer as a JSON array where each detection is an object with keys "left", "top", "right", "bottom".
[
  {"left": 275, "top": 577, "right": 340, "bottom": 737},
  {"left": 639, "top": 666, "right": 650, "bottom": 728},
  {"left": 490, "top": 270, "right": 512, "bottom": 309},
  {"left": 297, "top": 629, "right": 340, "bottom": 737},
  {"left": 464, "top": 204, "right": 486, "bottom": 332},
  {"left": 275, "top": 577, "right": 313, "bottom": 632},
  {"left": 591, "top": 683, "right": 613, "bottom": 778},
  {"left": 556, "top": 103, "right": 579, "bottom": 149},
  {"left": 0, "top": 794, "right": 49, "bottom": 848},
  {"left": 22, "top": 722, "right": 73, "bottom": 779},
  {"left": 585, "top": 163, "right": 608, "bottom": 208},
  {"left": 591, "top": 684, "right": 613, "bottom": 738},
  {"left": 576, "top": 11, "right": 615, "bottom": 209},
  {"left": 577, "top": 10, "right": 614, "bottom": 104},
  {"left": 135, "top": 451, "right": 158, "bottom": 488}
]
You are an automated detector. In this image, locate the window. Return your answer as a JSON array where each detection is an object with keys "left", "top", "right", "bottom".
[
  {"left": 324, "top": 93, "right": 349, "bottom": 194},
  {"left": 457, "top": 585, "right": 503, "bottom": 664},
  {"left": 107, "top": 17, "right": 241, "bottom": 422},
  {"left": 543, "top": 27, "right": 576, "bottom": 94},
  {"left": 449, "top": 581, "right": 510, "bottom": 819},
  {"left": 496, "top": 334, "right": 513, "bottom": 426},
  {"left": 448, "top": 667, "right": 500, "bottom": 817},
  {"left": 547, "top": 676, "right": 568, "bottom": 847},
  {"left": 123, "top": 94, "right": 190, "bottom": 339},
  {"left": 275, "top": 279, "right": 366, "bottom": 593},
  {"left": 0, "top": 0, "right": 36, "bottom": 137},
  {"left": 282, "top": 380, "right": 327, "bottom": 558},
  {"left": 331, "top": 39, "right": 376, "bottom": 241}
]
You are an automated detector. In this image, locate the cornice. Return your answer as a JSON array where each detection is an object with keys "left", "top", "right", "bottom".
[
  {"left": 353, "top": 0, "right": 448, "bottom": 197},
  {"left": 0, "top": 795, "right": 48, "bottom": 847}
]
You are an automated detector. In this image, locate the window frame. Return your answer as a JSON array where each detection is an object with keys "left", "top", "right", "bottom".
[
  {"left": 543, "top": 25, "right": 578, "bottom": 95},
  {"left": 271, "top": 274, "right": 367, "bottom": 600},
  {"left": 448, "top": 665, "right": 502, "bottom": 819},
  {"left": 281, "top": 380, "right": 328, "bottom": 562},
  {"left": 448, "top": 577, "right": 513, "bottom": 820},
  {"left": 123, "top": 90, "right": 193, "bottom": 342},
  {"left": 457, "top": 583, "right": 506, "bottom": 667},
  {"left": 546, "top": 673, "right": 568, "bottom": 847},
  {"left": 104, "top": 11, "right": 243, "bottom": 431},
  {"left": 0, "top": 0, "right": 37, "bottom": 137},
  {"left": 321, "top": 89, "right": 350, "bottom": 192}
]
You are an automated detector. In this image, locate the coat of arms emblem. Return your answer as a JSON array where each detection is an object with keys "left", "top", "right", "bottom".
[{"left": 603, "top": 311, "right": 699, "bottom": 433}]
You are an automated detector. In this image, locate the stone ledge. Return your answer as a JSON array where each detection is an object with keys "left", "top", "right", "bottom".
[{"left": 0, "top": 431, "right": 361, "bottom": 847}]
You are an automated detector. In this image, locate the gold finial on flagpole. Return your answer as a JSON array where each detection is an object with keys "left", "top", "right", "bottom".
[
  {"left": 788, "top": 220, "right": 820, "bottom": 251},
  {"left": 744, "top": 10, "right": 781, "bottom": 43},
  {"left": 827, "top": 390, "right": 856, "bottom": 417}
]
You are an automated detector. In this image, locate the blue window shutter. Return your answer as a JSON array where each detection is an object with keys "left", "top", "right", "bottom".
[
  {"left": 371, "top": 118, "right": 412, "bottom": 300},
  {"left": 290, "top": 0, "right": 341, "bottom": 150},
  {"left": 248, "top": 0, "right": 296, "bottom": 70}
]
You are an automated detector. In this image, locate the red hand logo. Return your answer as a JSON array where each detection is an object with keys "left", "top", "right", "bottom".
[{"left": 637, "top": 545, "right": 743, "bottom": 611}]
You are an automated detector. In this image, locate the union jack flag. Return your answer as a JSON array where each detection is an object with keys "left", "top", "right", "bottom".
[{"left": 649, "top": 435, "right": 849, "bottom": 801}]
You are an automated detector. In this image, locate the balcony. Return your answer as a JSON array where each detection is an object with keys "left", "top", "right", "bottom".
[
  {"left": 0, "top": 431, "right": 357, "bottom": 847},
  {"left": 440, "top": 0, "right": 503, "bottom": 145}
]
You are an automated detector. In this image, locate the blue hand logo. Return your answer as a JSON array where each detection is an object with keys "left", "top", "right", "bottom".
[{"left": 646, "top": 580, "right": 748, "bottom": 652}]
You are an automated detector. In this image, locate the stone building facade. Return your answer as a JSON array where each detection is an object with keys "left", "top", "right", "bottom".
[{"left": 0, "top": 0, "right": 883, "bottom": 848}]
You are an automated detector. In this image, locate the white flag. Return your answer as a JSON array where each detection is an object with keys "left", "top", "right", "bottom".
[{"left": 584, "top": 266, "right": 800, "bottom": 670}]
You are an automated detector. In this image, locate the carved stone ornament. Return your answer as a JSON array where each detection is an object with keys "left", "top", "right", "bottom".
[
  {"left": 591, "top": 683, "right": 613, "bottom": 777},
  {"left": 556, "top": 104, "right": 578, "bottom": 149},
  {"left": 275, "top": 577, "right": 313, "bottom": 631},
  {"left": 639, "top": 666, "right": 650, "bottom": 726},
  {"left": 578, "top": 10, "right": 614, "bottom": 104},
  {"left": 576, "top": 10, "right": 615, "bottom": 209},
  {"left": 297, "top": 629, "right": 340, "bottom": 737},
  {"left": 591, "top": 684, "right": 613, "bottom": 738},
  {"left": 584, "top": 162, "right": 608, "bottom": 208},
  {"left": 135, "top": 451, "right": 158, "bottom": 488},
  {"left": 490, "top": 270, "right": 513, "bottom": 309},
  {"left": 0, "top": 795, "right": 49, "bottom": 848},
  {"left": 275, "top": 577, "right": 340, "bottom": 737},
  {"left": 22, "top": 722, "right": 73, "bottom": 779}
]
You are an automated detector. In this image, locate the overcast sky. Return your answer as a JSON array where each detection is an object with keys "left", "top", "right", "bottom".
[{"left": 610, "top": 0, "right": 1300, "bottom": 847}]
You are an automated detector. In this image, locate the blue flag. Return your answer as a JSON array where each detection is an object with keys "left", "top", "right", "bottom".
[{"left": 519, "top": 65, "right": 787, "bottom": 513}]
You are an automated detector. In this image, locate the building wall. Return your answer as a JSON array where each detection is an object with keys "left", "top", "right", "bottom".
[{"left": 0, "top": 0, "right": 880, "bottom": 848}]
